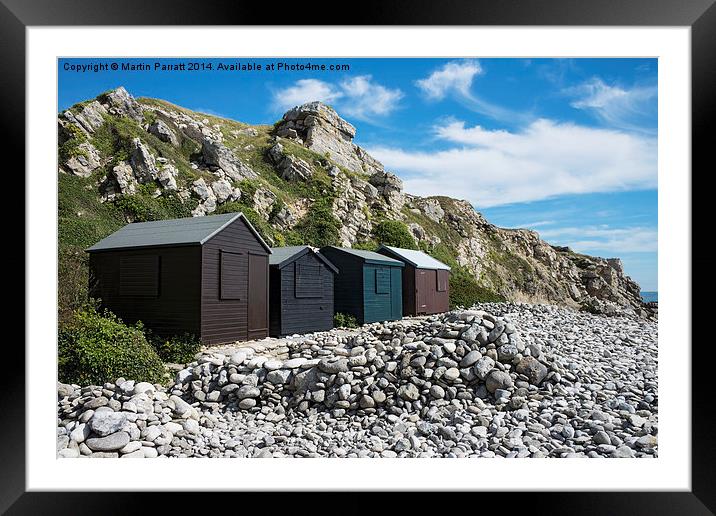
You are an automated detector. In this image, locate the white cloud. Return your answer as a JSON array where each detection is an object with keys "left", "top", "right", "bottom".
[
  {"left": 519, "top": 220, "right": 556, "bottom": 229},
  {"left": 273, "top": 79, "right": 344, "bottom": 110},
  {"left": 415, "top": 60, "right": 483, "bottom": 100},
  {"left": 191, "top": 107, "right": 228, "bottom": 118},
  {"left": 367, "top": 118, "right": 656, "bottom": 208},
  {"left": 272, "top": 76, "right": 402, "bottom": 121},
  {"left": 415, "top": 60, "right": 525, "bottom": 123},
  {"left": 338, "top": 76, "right": 404, "bottom": 119},
  {"left": 537, "top": 226, "right": 657, "bottom": 253},
  {"left": 567, "top": 78, "right": 657, "bottom": 133}
]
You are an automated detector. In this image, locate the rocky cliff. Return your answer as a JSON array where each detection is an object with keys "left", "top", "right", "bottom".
[{"left": 58, "top": 87, "right": 652, "bottom": 319}]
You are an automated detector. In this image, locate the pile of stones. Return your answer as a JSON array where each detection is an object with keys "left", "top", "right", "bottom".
[{"left": 57, "top": 304, "right": 658, "bottom": 458}]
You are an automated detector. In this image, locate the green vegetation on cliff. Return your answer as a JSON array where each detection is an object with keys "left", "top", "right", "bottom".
[
  {"left": 58, "top": 91, "right": 643, "bottom": 328},
  {"left": 58, "top": 173, "right": 125, "bottom": 323},
  {"left": 373, "top": 220, "right": 417, "bottom": 249}
]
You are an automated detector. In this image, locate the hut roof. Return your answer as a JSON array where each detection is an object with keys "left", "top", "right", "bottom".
[
  {"left": 322, "top": 246, "right": 404, "bottom": 267},
  {"left": 269, "top": 246, "right": 338, "bottom": 273},
  {"left": 378, "top": 245, "right": 451, "bottom": 271},
  {"left": 86, "top": 212, "right": 271, "bottom": 253}
]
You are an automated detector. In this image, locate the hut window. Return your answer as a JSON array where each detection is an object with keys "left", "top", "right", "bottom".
[
  {"left": 436, "top": 270, "right": 448, "bottom": 292},
  {"left": 375, "top": 268, "right": 390, "bottom": 294},
  {"left": 119, "top": 255, "right": 159, "bottom": 297},
  {"left": 220, "top": 251, "right": 243, "bottom": 300},
  {"left": 295, "top": 263, "right": 322, "bottom": 298}
]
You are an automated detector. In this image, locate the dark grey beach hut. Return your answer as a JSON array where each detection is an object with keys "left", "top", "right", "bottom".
[
  {"left": 376, "top": 245, "right": 451, "bottom": 316},
  {"left": 268, "top": 246, "right": 338, "bottom": 337},
  {"left": 319, "top": 246, "right": 404, "bottom": 325},
  {"left": 86, "top": 212, "right": 271, "bottom": 345}
]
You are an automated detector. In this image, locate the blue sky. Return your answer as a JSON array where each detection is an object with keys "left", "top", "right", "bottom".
[{"left": 59, "top": 57, "right": 658, "bottom": 290}]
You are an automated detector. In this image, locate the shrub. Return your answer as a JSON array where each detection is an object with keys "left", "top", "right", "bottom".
[
  {"left": 58, "top": 173, "right": 125, "bottom": 248},
  {"left": 147, "top": 331, "right": 201, "bottom": 363},
  {"left": 334, "top": 312, "right": 358, "bottom": 329},
  {"left": 58, "top": 245, "right": 90, "bottom": 325},
  {"left": 268, "top": 198, "right": 286, "bottom": 221},
  {"left": 351, "top": 239, "right": 378, "bottom": 251},
  {"left": 213, "top": 200, "right": 243, "bottom": 216},
  {"left": 143, "top": 110, "right": 157, "bottom": 126},
  {"left": 449, "top": 269, "right": 506, "bottom": 309},
  {"left": 373, "top": 220, "right": 417, "bottom": 249},
  {"left": 238, "top": 178, "right": 260, "bottom": 199},
  {"left": 58, "top": 172, "right": 126, "bottom": 322},
  {"left": 59, "top": 124, "right": 88, "bottom": 162},
  {"left": 58, "top": 306, "right": 166, "bottom": 385},
  {"left": 89, "top": 121, "right": 118, "bottom": 158},
  {"left": 290, "top": 196, "right": 340, "bottom": 248},
  {"left": 114, "top": 194, "right": 159, "bottom": 222},
  {"left": 113, "top": 190, "right": 194, "bottom": 223}
]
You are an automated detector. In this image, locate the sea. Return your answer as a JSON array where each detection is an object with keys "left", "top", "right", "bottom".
[{"left": 641, "top": 291, "right": 658, "bottom": 303}]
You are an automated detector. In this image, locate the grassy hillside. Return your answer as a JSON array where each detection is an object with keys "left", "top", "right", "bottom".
[
  {"left": 58, "top": 91, "right": 645, "bottom": 328},
  {"left": 58, "top": 97, "right": 368, "bottom": 321}
]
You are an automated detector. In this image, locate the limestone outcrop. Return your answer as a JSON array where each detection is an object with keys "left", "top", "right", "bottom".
[
  {"left": 58, "top": 89, "right": 651, "bottom": 317},
  {"left": 275, "top": 101, "right": 382, "bottom": 176},
  {"left": 201, "top": 137, "right": 257, "bottom": 181}
]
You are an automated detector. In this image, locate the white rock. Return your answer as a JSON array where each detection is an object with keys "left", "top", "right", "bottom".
[
  {"left": 69, "top": 423, "right": 90, "bottom": 443},
  {"left": 133, "top": 382, "right": 155, "bottom": 396}
]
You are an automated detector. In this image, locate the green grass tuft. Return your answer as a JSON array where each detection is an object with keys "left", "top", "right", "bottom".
[{"left": 373, "top": 220, "right": 417, "bottom": 249}]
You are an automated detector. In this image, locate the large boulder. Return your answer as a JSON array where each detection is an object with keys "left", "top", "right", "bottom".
[
  {"left": 157, "top": 163, "right": 178, "bottom": 191},
  {"left": 515, "top": 356, "right": 549, "bottom": 385},
  {"left": 252, "top": 187, "right": 277, "bottom": 220},
  {"left": 267, "top": 143, "right": 313, "bottom": 182},
  {"left": 61, "top": 100, "right": 107, "bottom": 136},
  {"left": 88, "top": 411, "right": 128, "bottom": 437},
  {"left": 129, "top": 138, "right": 159, "bottom": 183},
  {"left": 191, "top": 178, "right": 218, "bottom": 216},
  {"left": 274, "top": 102, "right": 382, "bottom": 176},
  {"left": 191, "top": 178, "right": 214, "bottom": 201},
  {"left": 201, "top": 137, "right": 257, "bottom": 181},
  {"left": 211, "top": 178, "right": 240, "bottom": 203},
  {"left": 350, "top": 177, "right": 379, "bottom": 199},
  {"left": 99, "top": 86, "right": 144, "bottom": 122},
  {"left": 109, "top": 161, "right": 137, "bottom": 194},
  {"left": 64, "top": 142, "right": 102, "bottom": 177},
  {"left": 415, "top": 198, "right": 445, "bottom": 223},
  {"left": 271, "top": 205, "right": 298, "bottom": 230},
  {"left": 485, "top": 370, "right": 513, "bottom": 394},
  {"left": 148, "top": 119, "right": 179, "bottom": 146},
  {"left": 267, "top": 142, "right": 285, "bottom": 164},
  {"left": 369, "top": 171, "right": 405, "bottom": 211}
]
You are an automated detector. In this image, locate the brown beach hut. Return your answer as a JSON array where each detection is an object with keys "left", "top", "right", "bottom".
[
  {"left": 86, "top": 212, "right": 271, "bottom": 345},
  {"left": 376, "top": 245, "right": 451, "bottom": 316}
]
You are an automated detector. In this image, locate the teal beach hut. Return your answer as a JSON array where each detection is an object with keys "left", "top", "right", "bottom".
[{"left": 319, "top": 246, "right": 404, "bottom": 325}]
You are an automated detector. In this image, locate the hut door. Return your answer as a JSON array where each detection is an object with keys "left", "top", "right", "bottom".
[
  {"left": 417, "top": 270, "right": 428, "bottom": 313},
  {"left": 248, "top": 253, "right": 268, "bottom": 338}
]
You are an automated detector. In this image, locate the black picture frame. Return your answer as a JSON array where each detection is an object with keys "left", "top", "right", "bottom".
[{"left": 5, "top": 0, "right": 711, "bottom": 512}]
